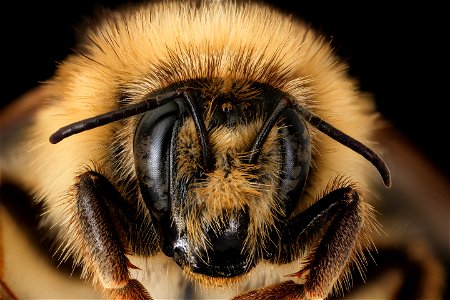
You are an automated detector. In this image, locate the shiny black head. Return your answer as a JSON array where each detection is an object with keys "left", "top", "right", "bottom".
[
  {"left": 50, "top": 78, "right": 390, "bottom": 279},
  {"left": 133, "top": 80, "right": 311, "bottom": 278}
]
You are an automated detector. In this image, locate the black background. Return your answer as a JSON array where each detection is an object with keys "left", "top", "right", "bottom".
[{"left": 1, "top": 1, "right": 447, "bottom": 176}]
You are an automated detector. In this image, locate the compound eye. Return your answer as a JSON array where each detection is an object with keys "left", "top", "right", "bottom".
[
  {"left": 134, "top": 99, "right": 185, "bottom": 219},
  {"left": 277, "top": 109, "right": 311, "bottom": 217}
]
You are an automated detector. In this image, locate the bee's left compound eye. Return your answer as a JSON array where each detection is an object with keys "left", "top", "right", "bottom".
[{"left": 273, "top": 108, "right": 311, "bottom": 217}]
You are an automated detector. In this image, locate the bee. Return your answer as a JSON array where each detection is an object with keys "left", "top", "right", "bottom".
[{"left": 1, "top": 1, "right": 393, "bottom": 299}]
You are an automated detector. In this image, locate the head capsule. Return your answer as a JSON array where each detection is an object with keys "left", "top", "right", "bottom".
[{"left": 133, "top": 81, "right": 311, "bottom": 278}]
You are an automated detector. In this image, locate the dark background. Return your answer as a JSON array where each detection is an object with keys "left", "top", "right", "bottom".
[{"left": 1, "top": 1, "right": 447, "bottom": 177}]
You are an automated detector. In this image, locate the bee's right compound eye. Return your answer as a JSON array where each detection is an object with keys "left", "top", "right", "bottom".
[{"left": 134, "top": 98, "right": 186, "bottom": 220}]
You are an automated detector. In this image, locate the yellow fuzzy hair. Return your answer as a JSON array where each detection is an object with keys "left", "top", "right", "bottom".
[{"left": 1, "top": 1, "right": 383, "bottom": 299}]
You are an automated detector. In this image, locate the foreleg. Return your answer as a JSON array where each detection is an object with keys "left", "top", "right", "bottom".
[
  {"left": 75, "top": 171, "right": 153, "bottom": 299},
  {"left": 235, "top": 186, "right": 367, "bottom": 300}
]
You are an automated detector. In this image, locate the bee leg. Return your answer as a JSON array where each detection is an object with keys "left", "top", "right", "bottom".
[
  {"left": 292, "top": 186, "right": 364, "bottom": 299},
  {"left": 76, "top": 171, "right": 153, "bottom": 300},
  {"left": 235, "top": 186, "right": 364, "bottom": 300}
]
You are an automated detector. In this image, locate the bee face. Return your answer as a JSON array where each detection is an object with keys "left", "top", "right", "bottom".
[
  {"left": 134, "top": 81, "right": 311, "bottom": 278},
  {"left": 1, "top": 1, "right": 393, "bottom": 299}
]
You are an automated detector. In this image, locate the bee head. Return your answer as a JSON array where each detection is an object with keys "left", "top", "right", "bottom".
[
  {"left": 50, "top": 77, "right": 389, "bottom": 282},
  {"left": 133, "top": 80, "right": 311, "bottom": 279}
]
